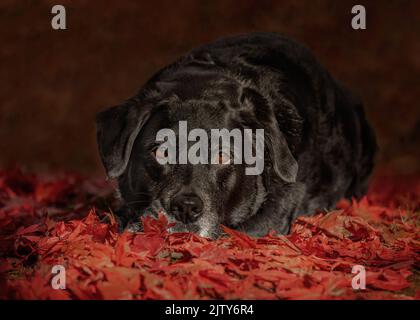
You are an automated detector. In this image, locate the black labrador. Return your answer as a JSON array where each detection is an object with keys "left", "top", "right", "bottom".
[{"left": 96, "top": 33, "right": 376, "bottom": 238}]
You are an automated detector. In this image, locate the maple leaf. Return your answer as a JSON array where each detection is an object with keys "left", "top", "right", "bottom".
[
  {"left": 221, "top": 225, "right": 257, "bottom": 248},
  {"left": 0, "top": 168, "right": 419, "bottom": 300}
]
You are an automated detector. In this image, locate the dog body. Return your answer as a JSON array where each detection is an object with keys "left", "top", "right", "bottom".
[{"left": 96, "top": 33, "right": 376, "bottom": 237}]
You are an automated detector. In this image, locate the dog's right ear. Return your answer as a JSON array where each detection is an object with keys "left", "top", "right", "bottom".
[{"left": 96, "top": 99, "right": 152, "bottom": 179}]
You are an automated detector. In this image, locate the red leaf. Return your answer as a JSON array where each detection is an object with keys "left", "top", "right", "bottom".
[
  {"left": 0, "top": 168, "right": 418, "bottom": 300},
  {"left": 221, "top": 225, "right": 257, "bottom": 248}
]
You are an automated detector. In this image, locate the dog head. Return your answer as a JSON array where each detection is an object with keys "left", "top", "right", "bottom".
[{"left": 96, "top": 78, "right": 298, "bottom": 237}]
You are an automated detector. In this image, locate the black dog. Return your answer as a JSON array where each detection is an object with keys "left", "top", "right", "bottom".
[{"left": 96, "top": 33, "right": 376, "bottom": 238}]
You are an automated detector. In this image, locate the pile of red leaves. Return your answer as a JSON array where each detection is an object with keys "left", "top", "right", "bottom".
[{"left": 0, "top": 167, "right": 419, "bottom": 300}]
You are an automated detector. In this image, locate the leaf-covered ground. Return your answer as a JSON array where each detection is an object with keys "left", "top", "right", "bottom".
[{"left": 0, "top": 168, "right": 419, "bottom": 299}]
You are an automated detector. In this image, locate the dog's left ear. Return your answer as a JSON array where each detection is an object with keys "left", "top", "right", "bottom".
[
  {"left": 265, "top": 123, "right": 298, "bottom": 183},
  {"left": 96, "top": 99, "right": 151, "bottom": 179}
]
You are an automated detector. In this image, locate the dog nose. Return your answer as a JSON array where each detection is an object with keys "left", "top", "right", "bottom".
[{"left": 170, "top": 193, "right": 203, "bottom": 223}]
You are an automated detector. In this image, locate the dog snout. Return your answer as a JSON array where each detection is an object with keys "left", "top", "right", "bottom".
[{"left": 170, "top": 193, "right": 203, "bottom": 223}]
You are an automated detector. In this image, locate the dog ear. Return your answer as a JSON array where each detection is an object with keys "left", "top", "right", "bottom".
[
  {"left": 96, "top": 99, "right": 151, "bottom": 179},
  {"left": 265, "top": 123, "right": 298, "bottom": 183},
  {"left": 239, "top": 87, "right": 298, "bottom": 183}
]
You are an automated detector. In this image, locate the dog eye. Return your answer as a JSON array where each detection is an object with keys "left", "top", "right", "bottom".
[
  {"left": 151, "top": 146, "right": 168, "bottom": 160},
  {"left": 216, "top": 151, "right": 231, "bottom": 165}
]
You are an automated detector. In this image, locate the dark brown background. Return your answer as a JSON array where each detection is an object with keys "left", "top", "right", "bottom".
[{"left": 1, "top": 0, "right": 419, "bottom": 175}]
